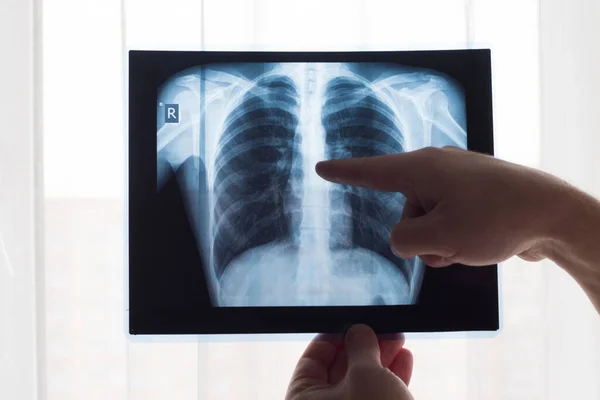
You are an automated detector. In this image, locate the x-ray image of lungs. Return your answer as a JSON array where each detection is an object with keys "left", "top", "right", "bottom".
[{"left": 156, "top": 62, "right": 467, "bottom": 307}]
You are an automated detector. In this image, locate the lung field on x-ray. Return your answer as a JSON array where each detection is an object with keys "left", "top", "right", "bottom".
[
  {"left": 212, "top": 75, "right": 303, "bottom": 280},
  {"left": 156, "top": 62, "right": 467, "bottom": 307}
]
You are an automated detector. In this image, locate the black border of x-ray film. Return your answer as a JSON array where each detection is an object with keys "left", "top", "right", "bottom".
[{"left": 128, "top": 49, "right": 499, "bottom": 335}]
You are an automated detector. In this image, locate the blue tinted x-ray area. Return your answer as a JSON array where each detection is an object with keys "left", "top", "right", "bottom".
[{"left": 156, "top": 62, "right": 467, "bottom": 307}]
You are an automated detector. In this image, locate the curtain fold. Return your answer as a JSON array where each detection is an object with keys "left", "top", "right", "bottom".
[
  {"left": 0, "top": 1, "right": 39, "bottom": 399},
  {"left": 2, "top": 0, "right": 599, "bottom": 399},
  {"left": 540, "top": 1, "right": 600, "bottom": 398}
]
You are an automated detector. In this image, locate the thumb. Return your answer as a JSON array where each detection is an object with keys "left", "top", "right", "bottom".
[
  {"left": 390, "top": 211, "right": 454, "bottom": 260},
  {"left": 344, "top": 324, "right": 381, "bottom": 368}
]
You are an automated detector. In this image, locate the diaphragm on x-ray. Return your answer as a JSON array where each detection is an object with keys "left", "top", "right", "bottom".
[{"left": 156, "top": 62, "right": 466, "bottom": 307}]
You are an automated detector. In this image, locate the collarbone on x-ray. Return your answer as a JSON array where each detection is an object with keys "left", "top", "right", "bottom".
[{"left": 156, "top": 62, "right": 467, "bottom": 308}]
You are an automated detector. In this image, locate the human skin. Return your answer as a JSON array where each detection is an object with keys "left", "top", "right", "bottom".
[
  {"left": 286, "top": 147, "right": 600, "bottom": 400},
  {"left": 315, "top": 147, "right": 600, "bottom": 314},
  {"left": 286, "top": 324, "right": 414, "bottom": 400}
]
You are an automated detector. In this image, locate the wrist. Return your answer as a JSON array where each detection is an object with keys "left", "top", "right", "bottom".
[
  {"left": 527, "top": 174, "right": 600, "bottom": 314},
  {"left": 542, "top": 181, "right": 600, "bottom": 276}
]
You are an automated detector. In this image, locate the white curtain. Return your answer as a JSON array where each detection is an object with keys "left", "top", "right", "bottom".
[{"left": 2, "top": 0, "right": 600, "bottom": 399}]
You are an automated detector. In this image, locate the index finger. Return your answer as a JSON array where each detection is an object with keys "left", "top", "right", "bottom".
[
  {"left": 378, "top": 332, "right": 406, "bottom": 367},
  {"left": 315, "top": 153, "right": 417, "bottom": 194}
]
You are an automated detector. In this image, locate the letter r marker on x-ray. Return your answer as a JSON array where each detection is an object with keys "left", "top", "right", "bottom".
[{"left": 165, "top": 104, "right": 179, "bottom": 123}]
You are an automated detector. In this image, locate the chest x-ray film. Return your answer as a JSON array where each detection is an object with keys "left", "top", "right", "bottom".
[{"left": 128, "top": 50, "right": 499, "bottom": 335}]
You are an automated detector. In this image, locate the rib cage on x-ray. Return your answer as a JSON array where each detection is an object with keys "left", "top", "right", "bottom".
[
  {"left": 322, "top": 76, "right": 409, "bottom": 282},
  {"left": 212, "top": 75, "right": 303, "bottom": 279},
  {"left": 156, "top": 62, "right": 467, "bottom": 307}
]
